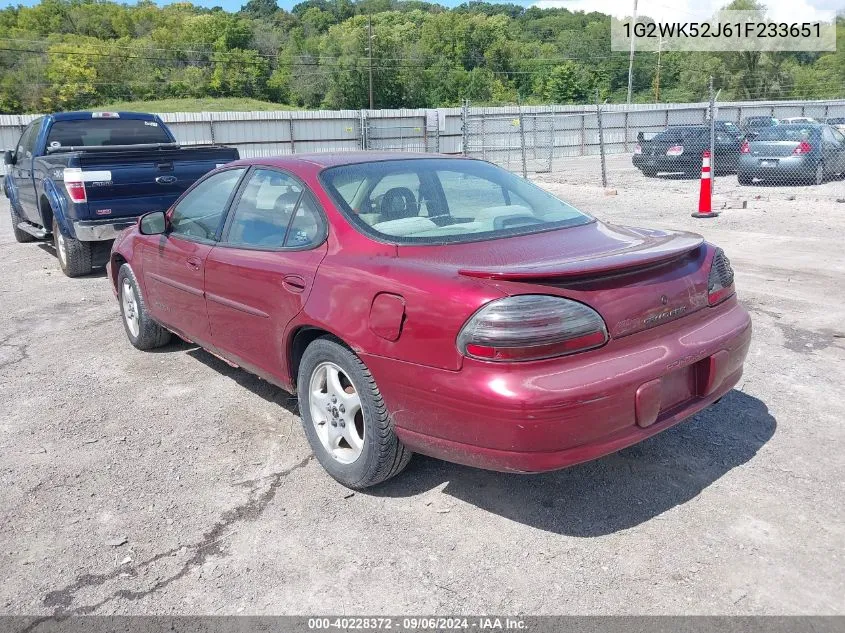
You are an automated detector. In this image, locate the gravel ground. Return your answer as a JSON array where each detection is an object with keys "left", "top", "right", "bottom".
[{"left": 1, "top": 163, "right": 844, "bottom": 617}]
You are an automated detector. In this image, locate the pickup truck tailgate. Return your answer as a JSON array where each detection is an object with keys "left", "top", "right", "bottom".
[{"left": 76, "top": 146, "right": 238, "bottom": 219}]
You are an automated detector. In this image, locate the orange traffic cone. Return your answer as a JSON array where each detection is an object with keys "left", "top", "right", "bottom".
[{"left": 692, "top": 150, "right": 719, "bottom": 218}]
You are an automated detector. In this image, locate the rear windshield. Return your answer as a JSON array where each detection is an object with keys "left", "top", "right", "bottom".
[
  {"left": 653, "top": 127, "right": 705, "bottom": 142},
  {"left": 753, "top": 125, "right": 819, "bottom": 142},
  {"left": 320, "top": 158, "right": 592, "bottom": 244},
  {"left": 46, "top": 118, "right": 171, "bottom": 149}
]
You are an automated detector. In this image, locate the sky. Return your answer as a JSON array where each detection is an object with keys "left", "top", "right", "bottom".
[{"left": 0, "top": 0, "right": 842, "bottom": 18}]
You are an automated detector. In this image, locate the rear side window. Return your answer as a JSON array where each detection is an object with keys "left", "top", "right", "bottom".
[
  {"left": 46, "top": 119, "right": 171, "bottom": 149},
  {"left": 225, "top": 168, "right": 323, "bottom": 249},
  {"left": 170, "top": 168, "right": 245, "bottom": 241},
  {"left": 17, "top": 120, "right": 42, "bottom": 158}
]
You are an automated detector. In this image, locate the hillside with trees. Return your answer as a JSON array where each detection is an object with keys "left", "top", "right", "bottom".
[{"left": 0, "top": 0, "right": 842, "bottom": 113}]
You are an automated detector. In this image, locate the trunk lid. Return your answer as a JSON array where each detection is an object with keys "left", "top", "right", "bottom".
[
  {"left": 398, "top": 222, "right": 711, "bottom": 339},
  {"left": 73, "top": 145, "right": 239, "bottom": 219},
  {"left": 748, "top": 140, "right": 802, "bottom": 158}
]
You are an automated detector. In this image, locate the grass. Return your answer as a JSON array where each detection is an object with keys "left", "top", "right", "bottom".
[{"left": 98, "top": 97, "right": 300, "bottom": 113}]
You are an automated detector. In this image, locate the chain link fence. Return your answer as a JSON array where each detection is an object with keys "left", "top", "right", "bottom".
[{"left": 463, "top": 92, "right": 845, "bottom": 203}]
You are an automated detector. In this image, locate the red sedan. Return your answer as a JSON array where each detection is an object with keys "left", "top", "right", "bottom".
[{"left": 108, "top": 153, "right": 751, "bottom": 489}]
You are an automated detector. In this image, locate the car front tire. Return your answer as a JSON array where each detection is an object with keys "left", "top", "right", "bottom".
[
  {"left": 117, "top": 263, "right": 172, "bottom": 350},
  {"left": 298, "top": 337, "right": 411, "bottom": 489},
  {"left": 53, "top": 218, "right": 93, "bottom": 277}
]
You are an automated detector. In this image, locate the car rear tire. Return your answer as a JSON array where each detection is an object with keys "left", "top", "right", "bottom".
[
  {"left": 117, "top": 263, "right": 172, "bottom": 350},
  {"left": 53, "top": 218, "right": 93, "bottom": 277},
  {"left": 9, "top": 202, "right": 37, "bottom": 243},
  {"left": 737, "top": 172, "right": 753, "bottom": 185},
  {"left": 298, "top": 337, "right": 411, "bottom": 489},
  {"left": 641, "top": 168, "right": 657, "bottom": 177}
]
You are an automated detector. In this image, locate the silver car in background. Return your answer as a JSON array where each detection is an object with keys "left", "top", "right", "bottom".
[
  {"left": 738, "top": 123, "right": 845, "bottom": 186},
  {"left": 825, "top": 117, "right": 845, "bottom": 135}
]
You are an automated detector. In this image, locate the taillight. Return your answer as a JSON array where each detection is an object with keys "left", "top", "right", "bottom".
[
  {"left": 708, "top": 248, "right": 735, "bottom": 306},
  {"left": 793, "top": 141, "right": 812, "bottom": 155},
  {"left": 666, "top": 145, "right": 684, "bottom": 156},
  {"left": 633, "top": 144, "right": 642, "bottom": 155},
  {"left": 63, "top": 168, "right": 87, "bottom": 203},
  {"left": 740, "top": 140, "right": 751, "bottom": 154},
  {"left": 457, "top": 295, "right": 608, "bottom": 362}
]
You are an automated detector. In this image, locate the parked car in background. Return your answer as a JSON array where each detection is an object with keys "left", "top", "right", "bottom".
[
  {"left": 738, "top": 123, "right": 845, "bottom": 185},
  {"left": 3, "top": 111, "right": 239, "bottom": 277},
  {"left": 780, "top": 116, "right": 816, "bottom": 125},
  {"left": 825, "top": 117, "right": 845, "bottom": 134},
  {"left": 633, "top": 124, "right": 743, "bottom": 177},
  {"left": 741, "top": 116, "right": 778, "bottom": 138},
  {"left": 109, "top": 153, "right": 751, "bottom": 489}
]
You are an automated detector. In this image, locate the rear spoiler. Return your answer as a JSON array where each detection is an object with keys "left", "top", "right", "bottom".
[
  {"left": 46, "top": 142, "right": 183, "bottom": 154},
  {"left": 459, "top": 234, "right": 704, "bottom": 281}
]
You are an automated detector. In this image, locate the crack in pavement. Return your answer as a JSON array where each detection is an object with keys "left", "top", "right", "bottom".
[
  {"left": 31, "top": 453, "right": 314, "bottom": 624},
  {"left": 0, "top": 334, "right": 29, "bottom": 371}
]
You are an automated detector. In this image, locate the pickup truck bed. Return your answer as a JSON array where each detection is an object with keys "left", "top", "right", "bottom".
[{"left": 4, "top": 111, "right": 239, "bottom": 277}]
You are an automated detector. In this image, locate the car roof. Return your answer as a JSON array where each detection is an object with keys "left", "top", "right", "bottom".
[
  {"left": 233, "top": 151, "right": 466, "bottom": 169},
  {"left": 51, "top": 111, "right": 160, "bottom": 121}
]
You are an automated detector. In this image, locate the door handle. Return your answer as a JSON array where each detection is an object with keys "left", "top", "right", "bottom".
[
  {"left": 282, "top": 274, "right": 306, "bottom": 293},
  {"left": 186, "top": 256, "right": 202, "bottom": 271}
]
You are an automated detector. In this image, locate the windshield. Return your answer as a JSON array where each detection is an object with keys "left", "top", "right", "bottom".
[
  {"left": 320, "top": 158, "right": 592, "bottom": 244},
  {"left": 753, "top": 125, "right": 819, "bottom": 142},
  {"left": 46, "top": 118, "right": 172, "bottom": 149}
]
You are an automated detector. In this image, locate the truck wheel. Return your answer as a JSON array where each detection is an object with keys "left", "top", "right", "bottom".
[
  {"left": 9, "top": 202, "right": 37, "bottom": 243},
  {"left": 53, "top": 219, "right": 92, "bottom": 277},
  {"left": 117, "top": 263, "right": 171, "bottom": 350},
  {"left": 298, "top": 337, "right": 411, "bottom": 489}
]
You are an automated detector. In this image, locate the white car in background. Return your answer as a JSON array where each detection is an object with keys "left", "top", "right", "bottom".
[
  {"left": 825, "top": 117, "right": 845, "bottom": 134},
  {"left": 780, "top": 117, "right": 817, "bottom": 124}
]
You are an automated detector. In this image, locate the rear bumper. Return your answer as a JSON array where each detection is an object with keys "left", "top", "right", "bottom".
[
  {"left": 633, "top": 155, "right": 693, "bottom": 172},
  {"left": 739, "top": 155, "right": 814, "bottom": 180},
  {"left": 74, "top": 217, "right": 139, "bottom": 241},
  {"left": 362, "top": 299, "right": 752, "bottom": 473}
]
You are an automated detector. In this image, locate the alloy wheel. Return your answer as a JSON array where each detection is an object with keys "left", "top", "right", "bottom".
[
  {"left": 308, "top": 361, "right": 364, "bottom": 464},
  {"left": 121, "top": 279, "right": 140, "bottom": 338}
]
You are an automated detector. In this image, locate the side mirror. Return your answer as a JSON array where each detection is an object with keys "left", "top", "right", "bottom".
[
  {"left": 3, "top": 150, "right": 14, "bottom": 166},
  {"left": 139, "top": 211, "right": 167, "bottom": 235}
]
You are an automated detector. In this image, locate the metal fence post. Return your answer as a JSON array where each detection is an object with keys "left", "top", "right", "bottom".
[
  {"left": 360, "top": 110, "right": 367, "bottom": 150},
  {"left": 596, "top": 89, "right": 608, "bottom": 189},
  {"left": 547, "top": 116, "right": 554, "bottom": 172},
  {"left": 288, "top": 117, "right": 296, "bottom": 154},
  {"left": 709, "top": 76, "right": 716, "bottom": 195},
  {"left": 517, "top": 103, "right": 528, "bottom": 178},
  {"left": 461, "top": 100, "right": 469, "bottom": 157}
]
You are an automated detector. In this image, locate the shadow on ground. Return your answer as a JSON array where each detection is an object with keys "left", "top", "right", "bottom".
[
  {"left": 371, "top": 390, "right": 775, "bottom": 537},
  {"left": 146, "top": 340, "right": 775, "bottom": 538},
  {"left": 185, "top": 344, "right": 300, "bottom": 416}
]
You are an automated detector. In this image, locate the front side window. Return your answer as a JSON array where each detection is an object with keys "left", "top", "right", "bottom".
[
  {"left": 321, "top": 158, "right": 592, "bottom": 244},
  {"left": 170, "top": 168, "right": 245, "bottom": 241},
  {"left": 224, "top": 168, "right": 323, "bottom": 249}
]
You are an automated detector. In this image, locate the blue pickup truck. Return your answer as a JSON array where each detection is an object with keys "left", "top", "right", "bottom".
[{"left": 3, "top": 111, "right": 239, "bottom": 276}]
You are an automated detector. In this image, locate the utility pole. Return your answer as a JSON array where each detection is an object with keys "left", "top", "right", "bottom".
[
  {"left": 626, "top": 0, "right": 638, "bottom": 104},
  {"left": 654, "top": 36, "right": 662, "bottom": 102},
  {"left": 367, "top": 15, "right": 374, "bottom": 110}
]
